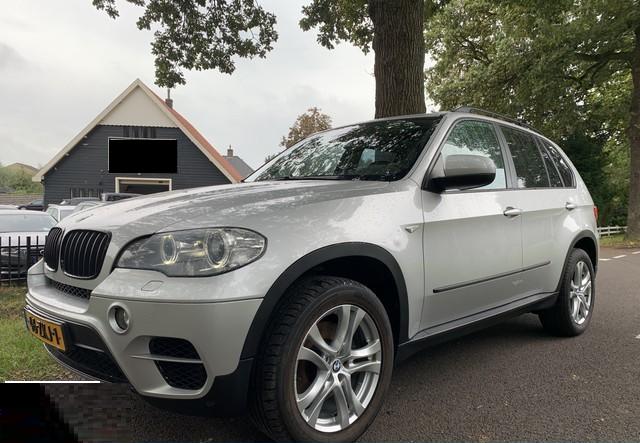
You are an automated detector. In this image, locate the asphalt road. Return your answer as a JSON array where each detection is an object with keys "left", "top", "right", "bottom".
[{"left": 45, "top": 247, "right": 640, "bottom": 442}]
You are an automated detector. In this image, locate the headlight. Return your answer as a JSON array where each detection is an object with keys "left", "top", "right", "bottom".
[{"left": 116, "top": 228, "right": 266, "bottom": 276}]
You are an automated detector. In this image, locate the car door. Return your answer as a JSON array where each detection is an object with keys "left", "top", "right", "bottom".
[
  {"left": 496, "top": 125, "right": 567, "bottom": 295},
  {"left": 420, "top": 119, "right": 524, "bottom": 329}
]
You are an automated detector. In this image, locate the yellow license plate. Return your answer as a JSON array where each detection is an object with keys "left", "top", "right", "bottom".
[{"left": 25, "top": 310, "right": 67, "bottom": 352}]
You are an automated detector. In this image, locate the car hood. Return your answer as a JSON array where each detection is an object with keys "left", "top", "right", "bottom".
[{"left": 58, "top": 180, "right": 393, "bottom": 239}]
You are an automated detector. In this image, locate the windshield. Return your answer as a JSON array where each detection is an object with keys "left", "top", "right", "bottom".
[
  {"left": 59, "top": 207, "right": 75, "bottom": 219},
  {"left": 247, "top": 117, "right": 442, "bottom": 182},
  {"left": 0, "top": 214, "right": 56, "bottom": 233}
]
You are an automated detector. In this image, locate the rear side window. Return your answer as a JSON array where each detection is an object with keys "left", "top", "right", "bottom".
[
  {"left": 500, "top": 126, "right": 549, "bottom": 188},
  {"left": 440, "top": 120, "right": 507, "bottom": 190},
  {"left": 539, "top": 140, "right": 575, "bottom": 187},
  {"left": 536, "top": 138, "right": 563, "bottom": 187}
]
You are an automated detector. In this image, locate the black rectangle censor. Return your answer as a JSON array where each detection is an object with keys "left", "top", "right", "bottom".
[{"left": 108, "top": 138, "right": 177, "bottom": 173}]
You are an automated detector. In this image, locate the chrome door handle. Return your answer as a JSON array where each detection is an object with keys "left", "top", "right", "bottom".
[
  {"left": 565, "top": 202, "right": 577, "bottom": 210},
  {"left": 503, "top": 207, "right": 523, "bottom": 217}
]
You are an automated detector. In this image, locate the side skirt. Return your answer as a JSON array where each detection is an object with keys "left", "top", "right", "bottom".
[{"left": 395, "top": 292, "right": 557, "bottom": 364}]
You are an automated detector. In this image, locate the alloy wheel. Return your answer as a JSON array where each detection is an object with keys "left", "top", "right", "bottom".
[
  {"left": 294, "top": 304, "right": 382, "bottom": 433},
  {"left": 569, "top": 260, "right": 592, "bottom": 325}
]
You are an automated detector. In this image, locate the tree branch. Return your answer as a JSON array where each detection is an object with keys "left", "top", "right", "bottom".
[{"left": 575, "top": 50, "right": 633, "bottom": 64}]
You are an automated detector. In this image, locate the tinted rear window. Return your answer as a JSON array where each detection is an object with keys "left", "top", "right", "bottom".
[
  {"left": 501, "top": 126, "right": 550, "bottom": 188},
  {"left": 540, "top": 140, "right": 575, "bottom": 187}
]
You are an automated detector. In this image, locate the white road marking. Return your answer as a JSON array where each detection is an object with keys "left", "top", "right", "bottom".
[
  {"left": 599, "top": 258, "right": 612, "bottom": 262},
  {"left": 613, "top": 255, "right": 627, "bottom": 259},
  {"left": 633, "top": 251, "right": 640, "bottom": 255},
  {"left": 636, "top": 334, "right": 640, "bottom": 339}
]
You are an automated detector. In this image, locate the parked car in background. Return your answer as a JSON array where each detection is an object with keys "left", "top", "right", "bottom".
[
  {"left": 1, "top": 210, "right": 55, "bottom": 279},
  {"left": 101, "top": 192, "right": 140, "bottom": 202},
  {"left": 0, "top": 205, "right": 17, "bottom": 210},
  {"left": 60, "top": 197, "right": 100, "bottom": 206},
  {"left": 46, "top": 205, "right": 75, "bottom": 222},
  {"left": 72, "top": 201, "right": 104, "bottom": 214},
  {"left": 17, "top": 199, "right": 44, "bottom": 211}
]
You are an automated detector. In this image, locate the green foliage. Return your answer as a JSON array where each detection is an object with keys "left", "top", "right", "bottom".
[
  {"left": 0, "top": 285, "right": 73, "bottom": 381},
  {"left": 299, "top": 0, "right": 372, "bottom": 52},
  {"left": 92, "top": 0, "right": 278, "bottom": 87},
  {"left": 598, "top": 233, "right": 640, "bottom": 248},
  {"left": 425, "top": 0, "right": 639, "bottom": 225},
  {"left": 0, "top": 165, "right": 43, "bottom": 194},
  {"left": 299, "top": 0, "right": 446, "bottom": 53},
  {"left": 280, "top": 107, "right": 333, "bottom": 149}
]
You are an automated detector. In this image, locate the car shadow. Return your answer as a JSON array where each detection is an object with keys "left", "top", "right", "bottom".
[{"left": 46, "top": 314, "right": 558, "bottom": 442}]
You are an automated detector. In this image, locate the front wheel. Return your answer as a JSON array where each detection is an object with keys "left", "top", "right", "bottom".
[{"left": 251, "top": 276, "right": 394, "bottom": 442}]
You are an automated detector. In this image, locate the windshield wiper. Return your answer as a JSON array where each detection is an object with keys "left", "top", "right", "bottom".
[
  {"left": 268, "top": 175, "right": 354, "bottom": 181},
  {"left": 263, "top": 173, "right": 396, "bottom": 182}
]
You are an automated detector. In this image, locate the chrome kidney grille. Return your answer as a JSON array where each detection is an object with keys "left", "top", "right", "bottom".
[
  {"left": 44, "top": 227, "right": 63, "bottom": 271},
  {"left": 44, "top": 230, "right": 111, "bottom": 279}
]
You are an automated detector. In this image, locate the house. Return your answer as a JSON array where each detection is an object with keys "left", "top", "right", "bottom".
[
  {"left": 223, "top": 146, "right": 254, "bottom": 179},
  {"left": 33, "top": 79, "right": 246, "bottom": 205}
]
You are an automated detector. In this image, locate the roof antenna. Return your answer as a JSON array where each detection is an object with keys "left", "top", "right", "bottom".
[{"left": 165, "top": 88, "right": 173, "bottom": 108}]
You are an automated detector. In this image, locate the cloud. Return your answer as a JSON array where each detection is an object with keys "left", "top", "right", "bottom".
[{"left": 0, "top": 42, "right": 28, "bottom": 71}]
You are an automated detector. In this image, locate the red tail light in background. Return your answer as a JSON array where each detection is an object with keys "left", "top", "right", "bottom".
[{"left": 593, "top": 206, "right": 599, "bottom": 224}]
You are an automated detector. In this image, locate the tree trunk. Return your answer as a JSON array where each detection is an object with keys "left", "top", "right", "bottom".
[
  {"left": 627, "top": 27, "right": 640, "bottom": 240},
  {"left": 369, "top": 0, "right": 426, "bottom": 118}
]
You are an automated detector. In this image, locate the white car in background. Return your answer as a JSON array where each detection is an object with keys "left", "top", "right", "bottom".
[
  {"left": 46, "top": 205, "right": 76, "bottom": 222},
  {"left": 0, "top": 210, "right": 56, "bottom": 278}
]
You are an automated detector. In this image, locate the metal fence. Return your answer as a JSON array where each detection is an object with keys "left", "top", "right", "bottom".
[
  {"left": 597, "top": 226, "right": 627, "bottom": 237},
  {"left": 0, "top": 235, "right": 45, "bottom": 285}
]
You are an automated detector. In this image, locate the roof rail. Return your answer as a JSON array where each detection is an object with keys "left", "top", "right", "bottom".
[{"left": 452, "top": 106, "right": 539, "bottom": 133}]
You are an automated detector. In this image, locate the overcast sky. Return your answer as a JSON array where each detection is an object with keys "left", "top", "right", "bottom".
[{"left": 0, "top": 1, "right": 386, "bottom": 170}]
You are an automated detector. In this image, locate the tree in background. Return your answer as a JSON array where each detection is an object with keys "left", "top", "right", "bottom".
[
  {"left": 260, "top": 108, "right": 332, "bottom": 165},
  {"left": 92, "top": 1, "right": 435, "bottom": 118},
  {"left": 264, "top": 153, "right": 279, "bottom": 164},
  {"left": 92, "top": 0, "right": 278, "bottom": 87},
  {"left": 300, "top": 0, "right": 432, "bottom": 117},
  {"left": 0, "top": 165, "right": 43, "bottom": 194},
  {"left": 280, "top": 107, "right": 332, "bottom": 148},
  {"left": 425, "top": 0, "right": 640, "bottom": 235}
]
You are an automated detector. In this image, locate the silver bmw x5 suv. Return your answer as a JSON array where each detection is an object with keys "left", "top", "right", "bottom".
[{"left": 25, "top": 108, "right": 598, "bottom": 442}]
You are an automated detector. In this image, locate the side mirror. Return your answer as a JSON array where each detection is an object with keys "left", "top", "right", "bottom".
[{"left": 427, "top": 154, "right": 496, "bottom": 193}]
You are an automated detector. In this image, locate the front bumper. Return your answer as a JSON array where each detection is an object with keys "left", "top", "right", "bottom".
[{"left": 25, "top": 261, "right": 262, "bottom": 403}]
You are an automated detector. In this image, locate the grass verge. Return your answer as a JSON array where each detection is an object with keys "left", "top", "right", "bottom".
[
  {"left": 599, "top": 234, "right": 640, "bottom": 248},
  {"left": 0, "top": 284, "right": 79, "bottom": 381}
]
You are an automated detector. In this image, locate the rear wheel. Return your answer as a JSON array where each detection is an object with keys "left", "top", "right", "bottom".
[
  {"left": 251, "top": 276, "right": 394, "bottom": 442},
  {"left": 539, "top": 248, "right": 595, "bottom": 336}
]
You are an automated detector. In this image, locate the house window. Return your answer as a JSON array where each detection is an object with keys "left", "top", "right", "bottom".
[
  {"left": 70, "top": 188, "right": 103, "bottom": 198},
  {"left": 122, "top": 126, "right": 157, "bottom": 138}
]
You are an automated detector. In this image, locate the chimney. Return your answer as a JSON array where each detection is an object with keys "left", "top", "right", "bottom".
[
  {"left": 227, "top": 145, "right": 234, "bottom": 157},
  {"left": 165, "top": 88, "right": 173, "bottom": 108}
]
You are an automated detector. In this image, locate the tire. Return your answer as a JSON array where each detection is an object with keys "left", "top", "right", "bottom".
[
  {"left": 251, "top": 276, "right": 394, "bottom": 442},
  {"left": 539, "top": 248, "right": 595, "bottom": 336}
]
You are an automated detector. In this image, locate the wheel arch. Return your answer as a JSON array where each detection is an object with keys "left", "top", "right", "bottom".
[
  {"left": 557, "top": 230, "right": 598, "bottom": 292},
  {"left": 239, "top": 242, "right": 409, "bottom": 360}
]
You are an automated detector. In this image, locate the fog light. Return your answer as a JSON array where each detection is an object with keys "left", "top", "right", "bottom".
[{"left": 109, "top": 305, "right": 130, "bottom": 334}]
